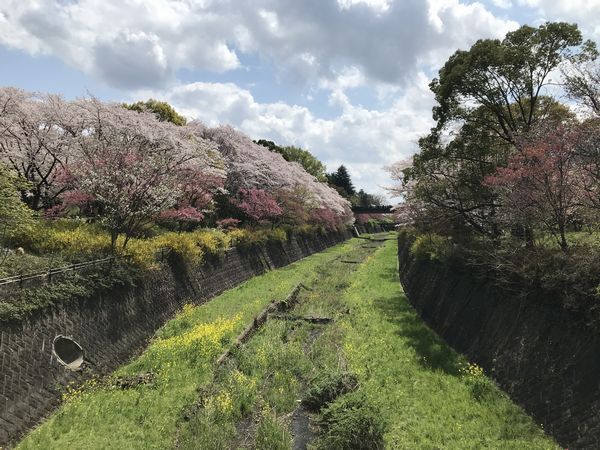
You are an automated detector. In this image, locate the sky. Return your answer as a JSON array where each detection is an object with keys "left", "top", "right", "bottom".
[{"left": 1, "top": 0, "right": 600, "bottom": 201}]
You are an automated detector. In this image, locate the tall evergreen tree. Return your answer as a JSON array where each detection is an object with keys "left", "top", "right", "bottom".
[{"left": 328, "top": 165, "right": 355, "bottom": 198}]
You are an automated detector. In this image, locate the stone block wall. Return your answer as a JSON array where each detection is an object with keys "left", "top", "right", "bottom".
[
  {"left": 0, "top": 230, "right": 350, "bottom": 446},
  {"left": 398, "top": 235, "right": 600, "bottom": 449}
]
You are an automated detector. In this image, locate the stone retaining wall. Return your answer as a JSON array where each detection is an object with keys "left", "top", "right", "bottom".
[
  {"left": 398, "top": 235, "right": 600, "bottom": 449},
  {"left": 0, "top": 230, "right": 350, "bottom": 446}
]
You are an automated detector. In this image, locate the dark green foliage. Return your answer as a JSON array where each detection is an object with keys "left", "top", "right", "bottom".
[
  {"left": 0, "top": 261, "right": 139, "bottom": 321},
  {"left": 327, "top": 165, "right": 355, "bottom": 198},
  {"left": 465, "top": 236, "right": 600, "bottom": 320},
  {"left": 352, "top": 189, "right": 384, "bottom": 208},
  {"left": 409, "top": 233, "right": 454, "bottom": 262},
  {"left": 0, "top": 163, "right": 33, "bottom": 245},
  {"left": 303, "top": 370, "right": 359, "bottom": 411},
  {"left": 255, "top": 139, "right": 328, "bottom": 181},
  {"left": 123, "top": 99, "right": 187, "bottom": 126},
  {"left": 317, "top": 392, "right": 385, "bottom": 450},
  {"left": 431, "top": 22, "right": 592, "bottom": 140}
]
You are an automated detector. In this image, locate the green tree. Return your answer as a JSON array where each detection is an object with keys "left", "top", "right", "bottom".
[
  {"left": 563, "top": 59, "right": 600, "bottom": 116},
  {"left": 0, "top": 164, "right": 32, "bottom": 247},
  {"left": 255, "top": 139, "right": 327, "bottom": 181},
  {"left": 352, "top": 189, "right": 384, "bottom": 207},
  {"left": 431, "top": 22, "right": 594, "bottom": 143},
  {"left": 403, "top": 22, "right": 593, "bottom": 237},
  {"left": 124, "top": 99, "right": 187, "bottom": 126},
  {"left": 327, "top": 165, "right": 356, "bottom": 198}
]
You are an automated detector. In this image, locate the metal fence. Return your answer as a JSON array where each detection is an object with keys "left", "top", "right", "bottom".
[{"left": 0, "top": 255, "right": 131, "bottom": 289}]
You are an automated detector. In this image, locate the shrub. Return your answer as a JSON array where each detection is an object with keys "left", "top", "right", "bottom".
[
  {"left": 0, "top": 253, "right": 65, "bottom": 278},
  {"left": 0, "top": 261, "right": 137, "bottom": 321},
  {"left": 155, "top": 232, "right": 204, "bottom": 264},
  {"left": 409, "top": 233, "right": 453, "bottom": 262},
  {"left": 317, "top": 392, "right": 385, "bottom": 450},
  {"left": 266, "top": 228, "right": 287, "bottom": 243},
  {"left": 127, "top": 233, "right": 199, "bottom": 269},
  {"left": 192, "top": 229, "right": 230, "bottom": 257},
  {"left": 12, "top": 219, "right": 112, "bottom": 260},
  {"left": 125, "top": 229, "right": 231, "bottom": 269},
  {"left": 295, "top": 224, "right": 323, "bottom": 237},
  {"left": 216, "top": 218, "right": 241, "bottom": 229},
  {"left": 226, "top": 228, "right": 253, "bottom": 248},
  {"left": 226, "top": 227, "right": 288, "bottom": 250},
  {"left": 124, "top": 238, "right": 163, "bottom": 269}
]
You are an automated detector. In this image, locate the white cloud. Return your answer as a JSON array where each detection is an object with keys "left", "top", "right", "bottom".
[
  {"left": 492, "top": 0, "right": 513, "bottom": 9},
  {"left": 336, "top": 0, "right": 392, "bottom": 13},
  {"left": 0, "top": 0, "right": 517, "bottom": 90},
  {"left": 93, "top": 32, "right": 170, "bottom": 89},
  {"left": 135, "top": 74, "right": 435, "bottom": 198},
  {"left": 0, "top": 0, "right": 523, "bottom": 198},
  {"left": 518, "top": 0, "right": 600, "bottom": 38}
]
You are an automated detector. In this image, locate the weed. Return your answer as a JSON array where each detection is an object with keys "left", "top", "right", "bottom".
[
  {"left": 254, "top": 408, "right": 292, "bottom": 450},
  {"left": 316, "top": 392, "right": 385, "bottom": 450},
  {"left": 302, "top": 370, "right": 359, "bottom": 412}
]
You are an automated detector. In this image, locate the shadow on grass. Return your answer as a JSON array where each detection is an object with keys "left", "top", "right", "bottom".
[{"left": 371, "top": 268, "right": 462, "bottom": 376}]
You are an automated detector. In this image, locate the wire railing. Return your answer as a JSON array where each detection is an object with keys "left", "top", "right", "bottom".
[{"left": 0, "top": 255, "right": 132, "bottom": 289}]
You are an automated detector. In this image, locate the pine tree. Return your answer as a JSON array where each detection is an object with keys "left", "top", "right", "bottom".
[{"left": 328, "top": 165, "right": 355, "bottom": 198}]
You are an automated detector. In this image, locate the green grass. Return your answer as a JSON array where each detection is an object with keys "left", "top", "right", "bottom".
[
  {"left": 18, "top": 235, "right": 557, "bottom": 449},
  {"left": 17, "top": 238, "right": 361, "bottom": 450},
  {"left": 175, "top": 235, "right": 380, "bottom": 449},
  {"left": 336, "top": 240, "right": 557, "bottom": 449}
]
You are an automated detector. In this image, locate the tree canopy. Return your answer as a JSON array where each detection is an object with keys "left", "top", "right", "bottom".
[
  {"left": 431, "top": 22, "right": 595, "bottom": 143},
  {"left": 0, "top": 163, "right": 31, "bottom": 244},
  {"left": 255, "top": 139, "right": 328, "bottom": 181},
  {"left": 327, "top": 165, "right": 356, "bottom": 198},
  {"left": 395, "top": 22, "right": 596, "bottom": 238},
  {"left": 353, "top": 189, "right": 385, "bottom": 208},
  {"left": 124, "top": 99, "right": 187, "bottom": 126}
]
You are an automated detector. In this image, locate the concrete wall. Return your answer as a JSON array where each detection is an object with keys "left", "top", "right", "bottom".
[
  {"left": 398, "top": 235, "right": 600, "bottom": 449},
  {"left": 0, "top": 230, "right": 350, "bottom": 446}
]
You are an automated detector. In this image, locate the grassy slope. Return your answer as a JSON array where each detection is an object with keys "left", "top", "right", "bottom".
[
  {"left": 339, "top": 241, "right": 556, "bottom": 449},
  {"left": 17, "top": 239, "right": 359, "bottom": 450},
  {"left": 18, "top": 236, "right": 557, "bottom": 449}
]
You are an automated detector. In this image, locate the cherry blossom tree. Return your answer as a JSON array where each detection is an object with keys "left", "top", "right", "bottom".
[
  {"left": 157, "top": 207, "right": 205, "bottom": 232},
  {"left": 202, "top": 125, "right": 353, "bottom": 225},
  {"left": 310, "top": 207, "right": 341, "bottom": 231},
  {"left": 485, "top": 127, "right": 583, "bottom": 251},
  {"left": 573, "top": 119, "right": 600, "bottom": 216},
  {"left": 0, "top": 163, "right": 32, "bottom": 262},
  {"left": 275, "top": 186, "right": 314, "bottom": 226},
  {"left": 233, "top": 188, "right": 283, "bottom": 224},
  {"left": 0, "top": 88, "right": 81, "bottom": 210},
  {"left": 216, "top": 218, "right": 241, "bottom": 229},
  {"left": 62, "top": 98, "right": 224, "bottom": 248}
]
